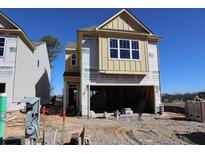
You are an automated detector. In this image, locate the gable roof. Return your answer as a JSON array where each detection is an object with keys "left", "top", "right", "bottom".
[
  {"left": 96, "top": 9, "right": 153, "bottom": 34},
  {"left": 32, "top": 41, "right": 45, "bottom": 47},
  {"left": 78, "top": 25, "right": 98, "bottom": 32},
  {"left": 78, "top": 9, "right": 153, "bottom": 35},
  {"left": 0, "top": 11, "right": 35, "bottom": 50},
  {"left": 66, "top": 42, "right": 77, "bottom": 49}
]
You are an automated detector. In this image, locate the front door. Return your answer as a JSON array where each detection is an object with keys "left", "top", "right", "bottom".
[{"left": 68, "top": 84, "right": 77, "bottom": 112}]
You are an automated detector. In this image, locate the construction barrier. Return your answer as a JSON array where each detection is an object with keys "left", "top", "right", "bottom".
[
  {"left": 0, "top": 93, "right": 7, "bottom": 139},
  {"left": 185, "top": 101, "right": 205, "bottom": 123}
]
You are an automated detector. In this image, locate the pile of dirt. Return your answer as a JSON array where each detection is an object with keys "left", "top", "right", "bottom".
[{"left": 4, "top": 111, "right": 205, "bottom": 145}]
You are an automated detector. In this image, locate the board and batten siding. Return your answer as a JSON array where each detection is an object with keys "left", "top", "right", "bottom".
[
  {"left": 65, "top": 50, "right": 80, "bottom": 72},
  {"left": 98, "top": 37, "right": 149, "bottom": 74},
  {"left": 13, "top": 37, "right": 36, "bottom": 103},
  {"left": 101, "top": 15, "right": 148, "bottom": 33}
]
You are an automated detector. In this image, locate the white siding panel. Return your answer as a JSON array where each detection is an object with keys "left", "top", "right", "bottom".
[
  {"left": 34, "top": 43, "right": 51, "bottom": 104},
  {"left": 0, "top": 36, "right": 17, "bottom": 110},
  {"left": 13, "top": 37, "right": 36, "bottom": 102}
]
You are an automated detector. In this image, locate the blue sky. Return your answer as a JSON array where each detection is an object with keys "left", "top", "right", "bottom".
[{"left": 1, "top": 8, "right": 205, "bottom": 94}]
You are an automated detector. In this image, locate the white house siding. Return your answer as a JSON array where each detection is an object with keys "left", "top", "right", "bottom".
[
  {"left": 33, "top": 43, "right": 51, "bottom": 104},
  {"left": 0, "top": 36, "right": 17, "bottom": 109},
  {"left": 81, "top": 36, "right": 162, "bottom": 116},
  {"left": 12, "top": 37, "right": 36, "bottom": 110}
]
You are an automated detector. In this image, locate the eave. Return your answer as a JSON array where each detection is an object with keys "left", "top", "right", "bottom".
[
  {"left": 0, "top": 28, "right": 35, "bottom": 51},
  {"left": 78, "top": 29, "right": 161, "bottom": 42}
]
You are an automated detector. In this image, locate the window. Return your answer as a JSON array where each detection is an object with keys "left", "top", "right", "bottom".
[
  {"left": 71, "top": 53, "right": 77, "bottom": 66},
  {"left": 0, "top": 38, "right": 5, "bottom": 57},
  {"left": 131, "top": 40, "right": 139, "bottom": 59},
  {"left": 109, "top": 39, "right": 118, "bottom": 58},
  {"left": 109, "top": 38, "right": 140, "bottom": 60},
  {"left": 120, "top": 40, "right": 130, "bottom": 59},
  {"left": 0, "top": 83, "right": 6, "bottom": 93}
]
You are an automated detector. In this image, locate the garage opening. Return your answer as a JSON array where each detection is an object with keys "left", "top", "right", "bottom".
[{"left": 90, "top": 86, "right": 155, "bottom": 114}]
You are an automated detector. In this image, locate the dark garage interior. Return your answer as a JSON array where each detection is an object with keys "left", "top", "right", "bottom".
[{"left": 90, "top": 85, "right": 155, "bottom": 113}]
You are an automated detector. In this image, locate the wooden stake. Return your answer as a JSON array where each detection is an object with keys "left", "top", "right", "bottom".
[{"left": 42, "top": 106, "right": 46, "bottom": 145}]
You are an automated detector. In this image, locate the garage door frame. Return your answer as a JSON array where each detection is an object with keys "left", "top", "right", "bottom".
[{"left": 88, "top": 84, "right": 156, "bottom": 117}]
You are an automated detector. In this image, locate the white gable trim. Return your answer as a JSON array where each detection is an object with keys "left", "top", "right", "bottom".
[{"left": 0, "top": 12, "right": 21, "bottom": 30}]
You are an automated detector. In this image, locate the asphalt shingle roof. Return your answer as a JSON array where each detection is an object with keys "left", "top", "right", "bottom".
[
  {"left": 66, "top": 42, "right": 77, "bottom": 49},
  {"left": 78, "top": 25, "right": 97, "bottom": 32}
]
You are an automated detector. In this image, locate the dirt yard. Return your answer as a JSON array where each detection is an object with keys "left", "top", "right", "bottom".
[{"left": 4, "top": 111, "right": 205, "bottom": 145}]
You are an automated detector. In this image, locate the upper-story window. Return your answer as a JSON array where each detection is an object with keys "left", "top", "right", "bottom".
[
  {"left": 0, "top": 38, "right": 5, "bottom": 58},
  {"left": 71, "top": 53, "right": 77, "bottom": 66},
  {"left": 109, "top": 38, "right": 140, "bottom": 60},
  {"left": 110, "top": 39, "right": 118, "bottom": 58}
]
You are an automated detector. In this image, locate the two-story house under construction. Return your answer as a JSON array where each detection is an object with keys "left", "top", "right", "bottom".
[
  {"left": 63, "top": 9, "right": 162, "bottom": 116},
  {"left": 0, "top": 12, "right": 51, "bottom": 111}
]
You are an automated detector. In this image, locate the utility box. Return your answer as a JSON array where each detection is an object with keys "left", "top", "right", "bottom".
[
  {"left": 19, "top": 97, "right": 41, "bottom": 144},
  {"left": 185, "top": 101, "right": 205, "bottom": 123}
]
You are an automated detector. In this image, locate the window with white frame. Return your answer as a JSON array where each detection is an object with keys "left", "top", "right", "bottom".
[
  {"left": 109, "top": 39, "right": 118, "bottom": 58},
  {"left": 71, "top": 53, "right": 77, "bottom": 66},
  {"left": 109, "top": 38, "right": 140, "bottom": 60},
  {"left": 0, "top": 38, "right": 5, "bottom": 57}
]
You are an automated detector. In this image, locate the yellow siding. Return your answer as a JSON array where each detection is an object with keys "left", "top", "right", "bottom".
[
  {"left": 101, "top": 38, "right": 108, "bottom": 70},
  {"left": 109, "top": 60, "right": 114, "bottom": 71},
  {"left": 130, "top": 61, "right": 136, "bottom": 71},
  {"left": 118, "top": 17, "right": 124, "bottom": 30},
  {"left": 65, "top": 49, "right": 80, "bottom": 72},
  {"left": 102, "top": 16, "right": 136, "bottom": 32},
  {"left": 119, "top": 61, "right": 125, "bottom": 71},
  {"left": 114, "top": 60, "right": 119, "bottom": 71},
  {"left": 99, "top": 37, "right": 149, "bottom": 74}
]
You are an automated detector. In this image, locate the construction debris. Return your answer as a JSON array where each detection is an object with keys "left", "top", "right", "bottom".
[
  {"left": 185, "top": 92, "right": 205, "bottom": 123},
  {"left": 121, "top": 108, "right": 133, "bottom": 115},
  {"left": 114, "top": 110, "right": 120, "bottom": 120},
  {"left": 53, "top": 129, "right": 58, "bottom": 145},
  {"left": 66, "top": 126, "right": 90, "bottom": 145},
  {"left": 103, "top": 112, "right": 109, "bottom": 119},
  {"left": 185, "top": 101, "right": 205, "bottom": 123},
  {"left": 90, "top": 110, "right": 96, "bottom": 118}
]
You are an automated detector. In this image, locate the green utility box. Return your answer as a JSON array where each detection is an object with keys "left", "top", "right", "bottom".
[{"left": 0, "top": 93, "right": 7, "bottom": 139}]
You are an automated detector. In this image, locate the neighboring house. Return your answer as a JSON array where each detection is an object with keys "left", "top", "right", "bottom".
[
  {"left": 63, "top": 9, "right": 162, "bottom": 116},
  {"left": 0, "top": 12, "right": 51, "bottom": 111}
]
